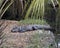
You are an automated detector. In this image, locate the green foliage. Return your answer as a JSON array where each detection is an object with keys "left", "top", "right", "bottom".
[
  {"left": 25, "top": 0, "right": 36, "bottom": 19},
  {"left": 20, "top": 19, "right": 47, "bottom": 25},
  {"left": 55, "top": 0, "right": 60, "bottom": 34},
  {"left": 25, "top": 32, "right": 55, "bottom": 48},
  {"left": 25, "top": 0, "right": 44, "bottom": 19},
  {"left": 0, "top": 0, "right": 4, "bottom": 7},
  {"left": 0, "top": 0, "right": 14, "bottom": 19}
]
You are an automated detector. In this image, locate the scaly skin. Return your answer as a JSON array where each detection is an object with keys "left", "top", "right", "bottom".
[{"left": 11, "top": 24, "right": 53, "bottom": 32}]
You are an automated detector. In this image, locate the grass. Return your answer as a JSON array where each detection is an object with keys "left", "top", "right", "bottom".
[
  {"left": 20, "top": 19, "right": 48, "bottom": 25},
  {"left": 25, "top": 31, "right": 55, "bottom": 48}
]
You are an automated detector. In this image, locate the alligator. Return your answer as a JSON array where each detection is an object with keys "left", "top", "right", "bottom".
[{"left": 11, "top": 24, "right": 54, "bottom": 32}]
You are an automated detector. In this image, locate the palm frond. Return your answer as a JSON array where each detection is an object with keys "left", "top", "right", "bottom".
[
  {"left": 25, "top": 0, "right": 44, "bottom": 19},
  {"left": 0, "top": 0, "right": 14, "bottom": 19}
]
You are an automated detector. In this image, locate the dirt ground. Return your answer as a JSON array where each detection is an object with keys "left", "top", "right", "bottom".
[
  {"left": 0, "top": 20, "right": 40, "bottom": 48},
  {"left": 0, "top": 20, "right": 56, "bottom": 48}
]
